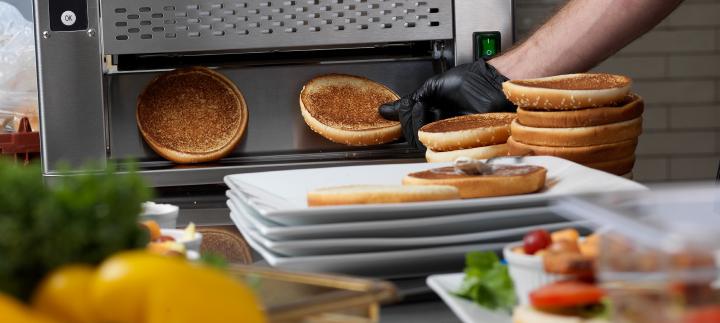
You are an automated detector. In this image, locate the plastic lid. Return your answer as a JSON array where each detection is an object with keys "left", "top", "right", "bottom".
[{"left": 552, "top": 184, "right": 720, "bottom": 253}]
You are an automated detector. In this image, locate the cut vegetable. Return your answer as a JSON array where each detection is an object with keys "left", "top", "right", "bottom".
[{"left": 530, "top": 281, "right": 605, "bottom": 309}]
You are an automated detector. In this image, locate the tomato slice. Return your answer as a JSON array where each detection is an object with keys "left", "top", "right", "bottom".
[
  {"left": 684, "top": 306, "right": 720, "bottom": 323},
  {"left": 530, "top": 281, "right": 605, "bottom": 309}
]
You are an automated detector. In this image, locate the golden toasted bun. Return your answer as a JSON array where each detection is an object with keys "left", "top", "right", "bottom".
[
  {"left": 307, "top": 185, "right": 460, "bottom": 207},
  {"left": 507, "top": 137, "right": 637, "bottom": 164},
  {"left": 403, "top": 165, "right": 546, "bottom": 199},
  {"left": 418, "top": 113, "right": 516, "bottom": 152},
  {"left": 503, "top": 73, "right": 631, "bottom": 110},
  {"left": 136, "top": 67, "right": 248, "bottom": 164},
  {"left": 517, "top": 94, "right": 643, "bottom": 128},
  {"left": 586, "top": 155, "right": 636, "bottom": 175},
  {"left": 513, "top": 305, "right": 610, "bottom": 323},
  {"left": 300, "top": 74, "right": 401, "bottom": 146},
  {"left": 510, "top": 118, "right": 642, "bottom": 147},
  {"left": 425, "top": 144, "right": 509, "bottom": 163}
]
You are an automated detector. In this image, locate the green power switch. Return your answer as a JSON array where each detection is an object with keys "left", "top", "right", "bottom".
[{"left": 473, "top": 32, "right": 501, "bottom": 60}]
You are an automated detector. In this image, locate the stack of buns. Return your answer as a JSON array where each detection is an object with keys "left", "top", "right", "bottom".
[
  {"left": 417, "top": 113, "right": 516, "bottom": 162},
  {"left": 503, "top": 73, "right": 643, "bottom": 176}
]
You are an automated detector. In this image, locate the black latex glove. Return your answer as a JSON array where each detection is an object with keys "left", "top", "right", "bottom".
[{"left": 379, "top": 59, "right": 516, "bottom": 150}]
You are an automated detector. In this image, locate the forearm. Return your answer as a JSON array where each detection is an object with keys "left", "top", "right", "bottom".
[{"left": 490, "top": 0, "right": 683, "bottom": 79}]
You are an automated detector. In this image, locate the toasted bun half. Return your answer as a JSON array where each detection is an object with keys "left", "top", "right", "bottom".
[
  {"left": 136, "top": 67, "right": 248, "bottom": 164},
  {"left": 307, "top": 185, "right": 460, "bottom": 207},
  {"left": 586, "top": 155, "right": 636, "bottom": 175},
  {"left": 510, "top": 118, "right": 642, "bottom": 147},
  {"left": 426, "top": 144, "right": 509, "bottom": 163},
  {"left": 418, "top": 113, "right": 516, "bottom": 152},
  {"left": 507, "top": 137, "right": 637, "bottom": 164},
  {"left": 503, "top": 73, "right": 631, "bottom": 110},
  {"left": 513, "top": 305, "right": 610, "bottom": 323},
  {"left": 402, "top": 165, "right": 546, "bottom": 199},
  {"left": 300, "top": 74, "right": 401, "bottom": 146},
  {"left": 517, "top": 94, "right": 643, "bottom": 128}
]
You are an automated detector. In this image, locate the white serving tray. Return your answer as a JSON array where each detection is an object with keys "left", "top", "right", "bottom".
[
  {"left": 230, "top": 209, "right": 507, "bottom": 277},
  {"left": 224, "top": 156, "right": 646, "bottom": 226},
  {"left": 427, "top": 273, "right": 512, "bottom": 323},
  {"left": 227, "top": 190, "right": 566, "bottom": 240},
  {"left": 231, "top": 204, "right": 586, "bottom": 256}
]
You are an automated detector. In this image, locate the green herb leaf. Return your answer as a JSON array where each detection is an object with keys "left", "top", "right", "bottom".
[
  {"left": 454, "top": 251, "right": 516, "bottom": 311},
  {"left": 0, "top": 160, "right": 152, "bottom": 301}
]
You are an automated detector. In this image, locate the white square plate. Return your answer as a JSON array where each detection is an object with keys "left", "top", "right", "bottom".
[
  {"left": 224, "top": 156, "right": 646, "bottom": 226},
  {"left": 427, "top": 273, "right": 512, "bottom": 323},
  {"left": 227, "top": 190, "right": 566, "bottom": 240}
]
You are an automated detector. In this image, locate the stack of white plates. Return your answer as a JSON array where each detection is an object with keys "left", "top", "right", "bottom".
[{"left": 225, "top": 156, "right": 646, "bottom": 278}]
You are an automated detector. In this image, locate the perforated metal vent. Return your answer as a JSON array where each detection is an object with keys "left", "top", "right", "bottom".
[{"left": 101, "top": 0, "right": 453, "bottom": 55}]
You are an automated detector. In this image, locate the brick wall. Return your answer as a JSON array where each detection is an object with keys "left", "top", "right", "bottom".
[{"left": 514, "top": 0, "right": 720, "bottom": 182}]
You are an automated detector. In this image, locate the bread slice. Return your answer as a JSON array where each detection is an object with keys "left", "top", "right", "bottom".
[
  {"left": 307, "top": 185, "right": 460, "bottom": 207},
  {"left": 136, "top": 67, "right": 248, "bottom": 164},
  {"left": 300, "top": 74, "right": 401, "bottom": 146},
  {"left": 403, "top": 164, "right": 546, "bottom": 199},
  {"left": 507, "top": 137, "right": 637, "bottom": 164},
  {"left": 586, "top": 155, "right": 636, "bottom": 175},
  {"left": 510, "top": 118, "right": 642, "bottom": 147},
  {"left": 503, "top": 73, "right": 631, "bottom": 110},
  {"left": 517, "top": 94, "right": 643, "bottom": 128},
  {"left": 418, "top": 113, "right": 516, "bottom": 152},
  {"left": 513, "top": 305, "right": 610, "bottom": 323},
  {"left": 425, "top": 144, "right": 509, "bottom": 163}
]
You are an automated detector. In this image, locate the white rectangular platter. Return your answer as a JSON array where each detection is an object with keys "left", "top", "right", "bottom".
[
  {"left": 231, "top": 217, "right": 508, "bottom": 278},
  {"left": 231, "top": 205, "right": 586, "bottom": 256},
  {"left": 427, "top": 273, "right": 512, "bottom": 323},
  {"left": 224, "top": 156, "right": 646, "bottom": 226},
  {"left": 227, "top": 190, "right": 566, "bottom": 240}
]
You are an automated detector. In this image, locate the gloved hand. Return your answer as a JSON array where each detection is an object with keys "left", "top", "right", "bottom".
[{"left": 379, "top": 59, "right": 516, "bottom": 150}]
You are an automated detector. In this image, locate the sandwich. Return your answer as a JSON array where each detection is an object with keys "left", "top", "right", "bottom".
[
  {"left": 300, "top": 74, "right": 402, "bottom": 146},
  {"left": 402, "top": 158, "right": 546, "bottom": 198},
  {"left": 513, "top": 231, "right": 609, "bottom": 323},
  {"left": 136, "top": 67, "right": 248, "bottom": 164},
  {"left": 418, "top": 113, "right": 516, "bottom": 162}
]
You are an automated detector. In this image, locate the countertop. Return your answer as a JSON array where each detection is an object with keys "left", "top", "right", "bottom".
[{"left": 382, "top": 300, "right": 461, "bottom": 323}]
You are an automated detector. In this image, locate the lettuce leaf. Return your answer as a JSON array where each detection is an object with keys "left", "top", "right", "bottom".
[{"left": 454, "top": 251, "right": 516, "bottom": 311}]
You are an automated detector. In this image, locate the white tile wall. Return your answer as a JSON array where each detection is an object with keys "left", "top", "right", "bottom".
[
  {"left": 669, "top": 105, "right": 720, "bottom": 129},
  {"left": 634, "top": 158, "right": 669, "bottom": 181},
  {"left": 515, "top": 0, "right": 720, "bottom": 182},
  {"left": 670, "top": 156, "right": 720, "bottom": 180}
]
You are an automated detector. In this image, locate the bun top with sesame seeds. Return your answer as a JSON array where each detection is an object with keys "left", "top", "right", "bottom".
[{"left": 502, "top": 73, "right": 631, "bottom": 110}]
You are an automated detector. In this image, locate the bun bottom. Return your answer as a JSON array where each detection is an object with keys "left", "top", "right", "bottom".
[
  {"left": 402, "top": 168, "right": 547, "bottom": 199},
  {"left": 516, "top": 94, "right": 643, "bottom": 128},
  {"left": 507, "top": 137, "right": 637, "bottom": 164},
  {"left": 426, "top": 144, "right": 509, "bottom": 163},
  {"left": 586, "top": 155, "right": 635, "bottom": 175},
  {"left": 510, "top": 118, "right": 642, "bottom": 147},
  {"left": 307, "top": 185, "right": 460, "bottom": 206}
]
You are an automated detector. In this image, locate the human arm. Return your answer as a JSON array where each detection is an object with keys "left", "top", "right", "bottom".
[
  {"left": 491, "top": 0, "right": 684, "bottom": 79},
  {"left": 380, "top": 0, "right": 684, "bottom": 150}
]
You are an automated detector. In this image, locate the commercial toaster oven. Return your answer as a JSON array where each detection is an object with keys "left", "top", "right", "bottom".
[{"left": 34, "top": 0, "right": 513, "bottom": 191}]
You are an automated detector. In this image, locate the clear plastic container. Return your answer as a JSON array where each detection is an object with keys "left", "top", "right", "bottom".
[{"left": 553, "top": 184, "right": 720, "bottom": 323}]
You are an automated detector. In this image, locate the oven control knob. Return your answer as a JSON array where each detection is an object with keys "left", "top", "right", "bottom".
[{"left": 61, "top": 11, "right": 77, "bottom": 26}]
